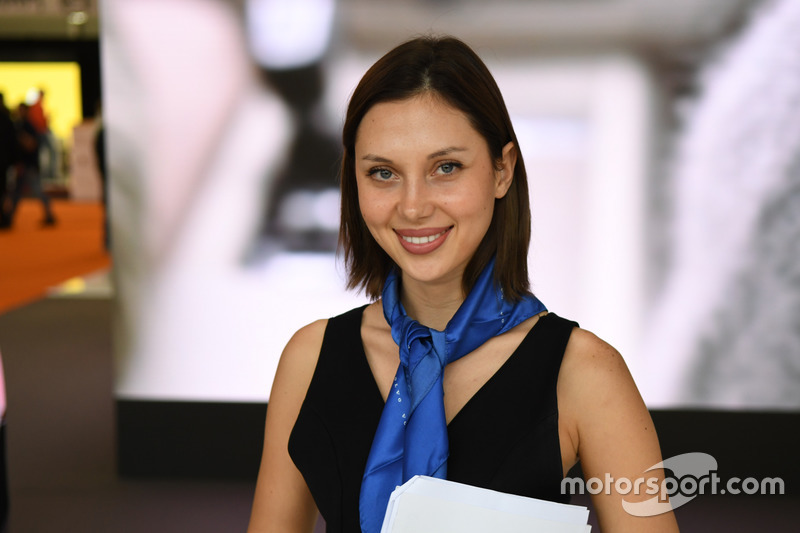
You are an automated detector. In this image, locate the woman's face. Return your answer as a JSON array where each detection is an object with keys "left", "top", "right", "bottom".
[{"left": 354, "top": 94, "right": 515, "bottom": 290}]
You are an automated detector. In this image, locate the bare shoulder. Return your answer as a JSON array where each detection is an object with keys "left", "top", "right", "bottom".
[
  {"left": 266, "top": 318, "right": 329, "bottom": 438},
  {"left": 559, "top": 327, "right": 632, "bottom": 392},
  {"left": 558, "top": 326, "right": 679, "bottom": 532},
  {"left": 558, "top": 326, "right": 649, "bottom": 437},
  {"left": 273, "top": 319, "right": 328, "bottom": 395},
  {"left": 284, "top": 319, "right": 328, "bottom": 362},
  {"left": 247, "top": 318, "right": 329, "bottom": 533}
]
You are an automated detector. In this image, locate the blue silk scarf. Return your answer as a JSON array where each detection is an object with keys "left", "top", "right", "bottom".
[{"left": 358, "top": 257, "right": 547, "bottom": 533}]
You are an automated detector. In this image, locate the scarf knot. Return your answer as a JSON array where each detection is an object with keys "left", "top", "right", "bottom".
[{"left": 396, "top": 316, "right": 445, "bottom": 414}]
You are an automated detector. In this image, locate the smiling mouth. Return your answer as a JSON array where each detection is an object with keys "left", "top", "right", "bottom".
[{"left": 399, "top": 228, "right": 449, "bottom": 244}]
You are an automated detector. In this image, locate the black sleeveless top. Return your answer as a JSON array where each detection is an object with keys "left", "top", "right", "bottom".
[{"left": 288, "top": 305, "right": 577, "bottom": 533}]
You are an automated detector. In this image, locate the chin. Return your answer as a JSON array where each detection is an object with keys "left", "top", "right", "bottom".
[{"left": 397, "top": 259, "right": 466, "bottom": 287}]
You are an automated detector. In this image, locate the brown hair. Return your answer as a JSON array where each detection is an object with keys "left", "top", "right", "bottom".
[{"left": 339, "top": 35, "right": 532, "bottom": 300}]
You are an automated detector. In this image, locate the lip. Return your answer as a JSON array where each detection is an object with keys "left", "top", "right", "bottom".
[{"left": 395, "top": 226, "right": 452, "bottom": 255}]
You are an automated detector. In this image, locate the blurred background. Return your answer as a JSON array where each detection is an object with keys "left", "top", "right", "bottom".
[{"left": 0, "top": 0, "right": 798, "bottom": 531}]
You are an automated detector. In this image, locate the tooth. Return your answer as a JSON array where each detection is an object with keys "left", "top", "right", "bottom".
[{"left": 403, "top": 230, "right": 445, "bottom": 244}]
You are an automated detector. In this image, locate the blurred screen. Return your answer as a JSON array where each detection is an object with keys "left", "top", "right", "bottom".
[{"left": 101, "top": 0, "right": 799, "bottom": 410}]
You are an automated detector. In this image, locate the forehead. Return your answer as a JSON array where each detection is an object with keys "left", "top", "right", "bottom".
[{"left": 354, "top": 95, "right": 484, "bottom": 155}]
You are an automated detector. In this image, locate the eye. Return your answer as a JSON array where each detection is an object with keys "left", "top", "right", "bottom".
[
  {"left": 435, "top": 161, "right": 462, "bottom": 175},
  {"left": 367, "top": 167, "right": 395, "bottom": 181}
]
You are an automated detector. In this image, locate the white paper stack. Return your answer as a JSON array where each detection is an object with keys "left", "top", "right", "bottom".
[{"left": 380, "top": 476, "right": 591, "bottom": 533}]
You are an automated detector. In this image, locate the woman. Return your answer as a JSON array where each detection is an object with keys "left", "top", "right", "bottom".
[{"left": 248, "top": 36, "right": 679, "bottom": 533}]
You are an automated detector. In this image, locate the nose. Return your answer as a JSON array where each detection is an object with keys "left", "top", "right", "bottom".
[{"left": 398, "top": 178, "right": 434, "bottom": 221}]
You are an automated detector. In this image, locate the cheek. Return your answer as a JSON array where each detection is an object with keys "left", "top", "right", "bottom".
[
  {"left": 357, "top": 187, "right": 379, "bottom": 222},
  {"left": 456, "top": 186, "right": 495, "bottom": 218},
  {"left": 359, "top": 206, "right": 392, "bottom": 250},
  {"left": 357, "top": 187, "right": 393, "bottom": 243}
]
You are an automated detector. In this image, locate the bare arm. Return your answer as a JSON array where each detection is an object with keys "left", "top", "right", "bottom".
[
  {"left": 559, "top": 328, "right": 680, "bottom": 533},
  {"left": 247, "top": 320, "right": 328, "bottom": 533}
]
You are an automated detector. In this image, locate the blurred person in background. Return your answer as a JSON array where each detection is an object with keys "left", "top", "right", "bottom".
[
  {"left": 8, "top": 103, "right": 56, "bottom": 227},
  {"left": 93, "top": 101, "right": 109, "bottom": 250},
  {"left": 0, "top": 93, "right": 16, "bottom": 229},
  {"left": 26, "top": 89, "right": 58, "bottom": 184}
]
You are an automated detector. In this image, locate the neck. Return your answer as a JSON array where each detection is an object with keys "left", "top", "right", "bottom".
[{"left": 399, "top": 273, "right": 464, "bottom": 331}]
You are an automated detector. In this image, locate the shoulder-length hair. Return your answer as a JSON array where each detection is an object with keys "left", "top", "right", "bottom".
[{"left": 339, "top": 35, "right": 532, "bottom": 301}]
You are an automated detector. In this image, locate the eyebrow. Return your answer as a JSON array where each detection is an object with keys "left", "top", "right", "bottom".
[{"left": 361, "top": 146, "right": 468, "bottom": 163}]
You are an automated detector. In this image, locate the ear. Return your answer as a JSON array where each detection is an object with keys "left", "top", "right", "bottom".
[{"left": 494, "top": 141, "right": 517, "bottom": 199}]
